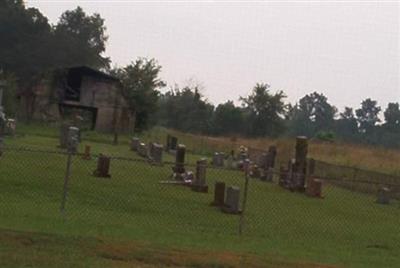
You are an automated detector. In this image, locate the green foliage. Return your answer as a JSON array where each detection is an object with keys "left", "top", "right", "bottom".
[
  {"left": 240, "top": 83, "right": 287, "bottom": 137},
  {"left": 53, "top": 6, "right": 110, "bottom": 69},
  {"left": 315, "top": 131, "right": 335, "bottom": 142},
  {"left": 211, "top": 101, "right": 244, "bottom": 135},
  {"left": 113, "top": 58, "right": 165, "bottom": 131},
  {"left": 288, "top": 92, "right": 337, "bottom": 137},
  {"left": 355, "top": 98, "right": 381, "bottom": 134},
  {"left": 157, "top": 85, "right": 214, "bottom": 134}
]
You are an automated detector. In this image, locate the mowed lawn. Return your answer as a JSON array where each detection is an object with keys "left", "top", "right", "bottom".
[{"left": 0, "top": 134, "right": 399, "bottom": 267}]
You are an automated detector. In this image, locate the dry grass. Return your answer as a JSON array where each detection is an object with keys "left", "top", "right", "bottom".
[{"left": 164, "top": 129, "right": 400, "bottom": 176}]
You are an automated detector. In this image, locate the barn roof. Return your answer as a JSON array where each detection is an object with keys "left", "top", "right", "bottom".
[{"left": 67, "top": 66, "right": 119, "bottom": 82}]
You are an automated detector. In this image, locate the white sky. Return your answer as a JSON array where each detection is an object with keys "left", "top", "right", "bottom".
[{"left": 27, "top": 1, "right": 399, "bottom": 111}]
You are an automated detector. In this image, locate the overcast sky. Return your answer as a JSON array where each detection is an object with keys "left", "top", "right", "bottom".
[{"left": 27, "top": 1, "right": 399, "bottom": 111}]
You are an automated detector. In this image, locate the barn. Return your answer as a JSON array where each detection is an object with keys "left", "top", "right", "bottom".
[{"left": 20, "top": 66, "right": 133, "bottom": 133}]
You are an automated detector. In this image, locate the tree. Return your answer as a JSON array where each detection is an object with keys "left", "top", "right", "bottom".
[
  {"left": 157, "top": 85, "right": 214, "bottom": 134},
  {"left": 355, "top": 98, "right": 381, "bottom": 134},
  {"left": 113, "top": 58, "right": 165, "bottom": 131},
  {"left": 383, "top": 102, "right": 400, "bottom": 131},
  {"left": 287, "top": 92, "right": 336, "bottom": 137},
  {"left": 335, "top": 107, "right": 358, "bottom": 140},
  {"left": 240, "top": 83, "right": 287, "bottom": 137},
  {"left": 211, "top": 101, "right": 244, "bottom": 135},
  {"left": 54, "top": 6, "right": 110, "bottom": 69}
]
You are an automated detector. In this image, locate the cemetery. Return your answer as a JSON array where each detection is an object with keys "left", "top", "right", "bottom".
[{"left": 0, "top": 122, "right": 399, "bottom": 268}]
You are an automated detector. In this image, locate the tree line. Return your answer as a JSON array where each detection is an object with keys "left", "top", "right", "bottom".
[{"left": 1, "top": 1, "right": 399, "bottom": 148}]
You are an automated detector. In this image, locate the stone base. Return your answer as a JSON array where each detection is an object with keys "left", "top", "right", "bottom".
[
  {"left": 221, "top": 206, "right": 242, "bottom": 215},
  {"left": 191, "top": 185, "right": 208, "bottom": 193},
  {"left": 93, "top": 170, "right": 111, "bottom": 178}
]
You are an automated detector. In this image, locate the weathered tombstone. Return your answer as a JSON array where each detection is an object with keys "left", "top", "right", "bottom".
[
  {"left": 137, "top": 142, "right": 148, "bottom": 157},
  {"left": 170, "top": 136, "right": 178, "bottom": 151},
  {"left": 67, "top": 127, "right": 80, "bottom": 153},
  {"left": 211, "top": 182, "right": 225, "bottom": 207},
  {"left": 59, "top": 123, "right": 70, "bottom": 148},
  {"left": 258, "top": 153, "right": 268, "bottom": 169},
  {"left": 222, "top": 186, "right": 241, "bottom": 214},
  {"left": 267, "top": 145, "right": 277, "bottom": 168},
  {"left": 148, "top": 142, "right": 155, "bottom": 158},
  {"left": 173, "top": 144, "right": 186, "bottom": 177},
  {"left": 306, "top": 178, "right": 323, "bottom": 198},
  {"left": 93, "top": 154, "right": 111, "bottom": 178},
  {"left": 152, "top": 143, "right": 163, "bottom": 164},
  {"left": 82, "top": 145, "right": 91, "bottom": 160},
  {"left": 376, "top": 187, "right": 390, "bottom": 204},
  {"left": 166, "top": 134, "right": 171, "bottom": 152},
  {"left": 293, "top": 136, "right": 308, "bottom": 191},
  {"left": 265, "top": 167, "right": 274, "bottom": 182},
  {"left": 5, "top": 119, "right": 16, "bottom": 136},
  {"left": 212, "top": 152, "right": 224, "bottom": 167},
  {"left": 192, "top": 158, "right": 208, "bottom": 193},
  {"left": 130, "top": 137, "right": 140, "bottom": 151}
]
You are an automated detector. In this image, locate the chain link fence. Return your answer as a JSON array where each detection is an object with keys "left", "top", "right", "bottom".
[{"left": 1, "top": 144, "right": 399, "bottom": 247}]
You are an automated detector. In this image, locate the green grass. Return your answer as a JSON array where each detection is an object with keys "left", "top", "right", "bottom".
[{"left": 1, "top": 134, "right": 400, "bottom": 267}]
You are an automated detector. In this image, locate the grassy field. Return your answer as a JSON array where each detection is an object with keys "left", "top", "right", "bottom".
[{"left": 1, "top": 129, "right": 400, "bottom": 267}]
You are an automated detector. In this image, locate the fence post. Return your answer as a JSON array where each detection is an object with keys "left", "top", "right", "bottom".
[
  {"left": 60, "top": 127, "right": 80, "bottom": 216},
  {"left": 239, "top": 159, "right": 250, "bottom": 235}
]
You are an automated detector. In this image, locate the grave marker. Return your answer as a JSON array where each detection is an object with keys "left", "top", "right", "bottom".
[
  {"left": 138, "top": 142, "right": 148, "bottom": 158},
  {"left": 211, "top": 182, "right": 225, "bottom": 207},
  {"left": 306, "top": 178, "right": 323, "bottom": 198},
  {"left": 152, "top": 143, "right": 163, "bottom": 164},
  {"left": 170, "top": 136, "right": 178, "bottom": 151},
  {"left": 130, "top": 137, "right": 140, "bottom": 151},
  {"left": 376, "top": 187, "right": 390, "bottom": 204},
  {"left": 173, "top": 144, "right": 186, "bottom": 178},
  {"left": 93, "top": 154, "right": 111, "bottom": 178},
  {"left": 222, "top": 186, "right": 241, "bottom": 214},
  {"left": 82, "top": 145, "right": 91, "bottom": 160},
  {"left": 59, "top": 123, "right": 70, "bottom": 148},
  {"left": 192, "top": 158, "right": 208, "bottom": 193}
]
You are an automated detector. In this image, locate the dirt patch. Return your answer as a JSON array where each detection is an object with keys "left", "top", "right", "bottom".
[{"left": 0, "top": 229, "right": 338, "bottom": 268}]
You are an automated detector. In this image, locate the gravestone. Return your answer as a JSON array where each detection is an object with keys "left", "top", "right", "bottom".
[
  {"left": 148, "top": 142, "right": 155, "bottom": 158},
  {"left": 212, "top": 152, "right": 224, "bottom": 167},
  {"left": 192, "top": 158, "right": 208, "bottom": 193},
  {"left": 59, "top": 123, "right": 70, "bottom": 148},
  {"left": 67, "top": 127, "right": 80, "bottom": 153},
  {"left": 173, "top": 144, "right": 186, "bottom": 178},
  {"left": 222, "top": 186, "right": 241, "bottom": 214},
  {"left": 279, "top": 165, "right": 290, "bottom": 188},
  {"left": 293, "top": 136, "right": 308, "bottom": 191},
  {"left": 211, "top": 182, "right": 225, "bottom": 207},
  {"left": 93, "top": 154, "right": 111, "bottom": 178},
  {"left": 258, "top": 153, "right": 268, "bottom": 169},
  {"left": 376, "top": 187, "right": 390, "bottom": 204},
  {"left": 306, "top": 178, "right": 322, "bottom": 198},
  {"left": 5, "top": 119, "right": 16, "bottom": 136},
  {"left": 267, "top": 145, "right": 277, "bottom": 168},
  {"left": 130, "top": 137, "right": 140, "bottom": 151},
  {"left": 82, "top": 145, "right": 91, "bottom": 160},
  {"left": 170, "top": 136, "right": 178, "bottom": 151},
  {"left": 138, "top": 142, "right": 148, "bottom": 158},
  {"left": 152, "top": 143, "right": 163, "bottom": 164},
  {"left": 264, "top": 167, "right": 274, "bottom": 182}
]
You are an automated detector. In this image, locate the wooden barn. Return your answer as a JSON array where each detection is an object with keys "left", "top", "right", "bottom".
[{"left": 19, "top": 66, "right": 133, "bottom": 132}]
